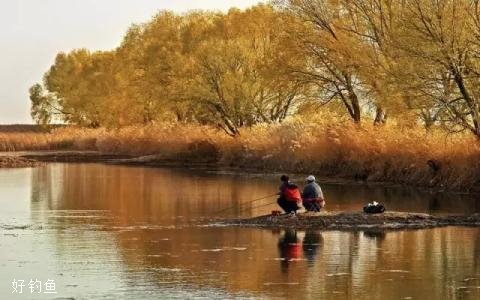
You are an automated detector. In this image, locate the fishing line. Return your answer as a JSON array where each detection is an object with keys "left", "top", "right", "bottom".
[
  {"left": 234, "top": 200, "right": 279, "bottom": 214},
  {"left": 214, "top": 193, "right": 277, "bottom": 215}
]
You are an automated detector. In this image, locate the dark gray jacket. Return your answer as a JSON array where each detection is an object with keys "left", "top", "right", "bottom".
[{"left": 302, "top": 182, "right": 323, "bottom": 200}]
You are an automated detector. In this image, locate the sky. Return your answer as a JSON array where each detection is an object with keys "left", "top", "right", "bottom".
[{"left": 0, "top": 0, "right": 260, "bottom": 124}]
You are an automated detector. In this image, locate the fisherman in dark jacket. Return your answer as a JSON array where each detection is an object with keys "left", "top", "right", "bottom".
[
  {"left": 278, "top": 175, "right": 290, "bottom": 197},
  {"left": 301, "top": 175, "right": 325, "bottom": 212}
]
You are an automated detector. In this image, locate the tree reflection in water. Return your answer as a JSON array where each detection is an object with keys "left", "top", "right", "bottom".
[{"left": 17, "top": 164, "right": 480, "bottom": 299}]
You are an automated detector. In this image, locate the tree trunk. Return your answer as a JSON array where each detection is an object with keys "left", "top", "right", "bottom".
[
  {"left": 450, "top": 65, "right": 480, "bottom": 137},
  {"left": 344, "top": 73, "right": 361, "bottom": 123},
  {"left": 350, "top": 93, "right": 361, "bottom": 123}
]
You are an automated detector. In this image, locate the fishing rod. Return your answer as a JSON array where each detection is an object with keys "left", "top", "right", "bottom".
[
  {"left": 214, "top": 193, "right": 277, "bottom": 215},
  {"left": 234, "top": 199, "right": 279, "bottom": 214}
]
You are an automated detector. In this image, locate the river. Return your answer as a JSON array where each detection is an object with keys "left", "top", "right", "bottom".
[{"left": 0, "top": 163, "right": 479, "bottom": 299}]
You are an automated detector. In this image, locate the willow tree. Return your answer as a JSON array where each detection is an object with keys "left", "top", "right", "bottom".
[
  {"left": 277, "top": 0, "right": 367, "bottom": 124},
  {"left": 29, "top": 83, "right": 64, "bottom": 125},
  {"left": 33, "top": 50, "right": 118, "bottom": 127},
  {"left": 394, "top": 0, "right": 480, "bottom": 136},
  {"left": 186, "top": 6, "right": 303, "bottom": 135},
  {"left": 337, "top": 0, "right": 406, "bottom": 125},
  {"left": 115, "top": 12, "right": 188, "bottom": 124}
]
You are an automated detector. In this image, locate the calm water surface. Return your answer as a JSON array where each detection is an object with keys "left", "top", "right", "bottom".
[{"left": 0, "top": 163, "right": 479, "bottom": 299}]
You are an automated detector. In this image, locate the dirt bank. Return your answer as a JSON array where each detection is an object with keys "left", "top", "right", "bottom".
[
  {"left": 0, "top": 151, "right": 478, "bottom": 196},
  {"left": 0, "top": 150, "right": 130, "bottom": 164},
  {"left": 218, "top": 211, "right": 480, "bottom": 230},
  {"left": 0, "top": 150, "right": 211, "bottom": 169},
  {"left": 0, "top": 156, "right": 43, "bottom": 168}
]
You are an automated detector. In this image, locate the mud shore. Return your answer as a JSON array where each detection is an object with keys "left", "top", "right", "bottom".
[
  {"left": 0, "top": 150, "right": 130, "bottom": 166},
  {"left": 217, "top": 211, "right": 480, "bottom": 230},
  {"left": 0, "top": 156, "right": 43, "bottom": 168}
]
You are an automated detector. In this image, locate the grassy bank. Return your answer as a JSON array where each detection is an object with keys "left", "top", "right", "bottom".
[{"left": 0, "top": 117, "right": 479, "bottom": 192}]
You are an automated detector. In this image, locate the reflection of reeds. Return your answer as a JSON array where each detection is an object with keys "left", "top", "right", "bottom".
[{"left": 0, "top": 116, "right": 479, "bottom": 190}]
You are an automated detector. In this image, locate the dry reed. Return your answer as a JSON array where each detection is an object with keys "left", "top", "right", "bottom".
[{"left": 0, "top": 117, "right": 478, "bottom": 191}]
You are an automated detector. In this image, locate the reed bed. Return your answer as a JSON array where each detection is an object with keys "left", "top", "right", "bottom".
[{"left": 0, "top": 117, "right": 478, "bottom": 191}]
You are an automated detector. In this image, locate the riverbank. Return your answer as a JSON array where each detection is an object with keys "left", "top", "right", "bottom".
[
  {"left": 0, "top": 149, "right": 479, "bottom": 194},
  {"left": 0, "top": 150, "right": 449, "bottom": 187},
  {"left": 0, "top": 120, "right": 479, "bottom": 192},
  {"left": 218, "top": 211, "right": 480, "bottom": 230},
  {"left": 0, "top": 156, "right": 42, "bottom": 168},
  {"left": 0, "top": 150, "right": 130, "bottom": 167}
]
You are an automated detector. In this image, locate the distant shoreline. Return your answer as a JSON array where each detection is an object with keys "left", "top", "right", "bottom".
[
  {"left": 0, "top": 150, "right": 477, "bottom": 196},
  {"left": 0, "top": 121, "right": 479, "bottom": 193}
]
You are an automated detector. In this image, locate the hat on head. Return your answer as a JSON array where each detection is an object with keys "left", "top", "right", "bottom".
[{"left": 306, "top": 175, "right": 315, "bottom": 182}]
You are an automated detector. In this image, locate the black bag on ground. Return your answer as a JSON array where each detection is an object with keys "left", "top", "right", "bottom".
[{"left": 363, "top": 202, "right": 386, "bottom": 214}]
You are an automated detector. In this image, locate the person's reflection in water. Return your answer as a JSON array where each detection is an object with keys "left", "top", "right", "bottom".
[
  {"left": 302, "top": 229, "right": 323, "bottom": 267},
  {"left": 277, "top": 229, "right": 301, "bottom": 273}
]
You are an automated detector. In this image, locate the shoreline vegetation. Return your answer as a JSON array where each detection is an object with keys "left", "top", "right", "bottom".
[
  {"left": 0, "top": 121, "right": 479, "bottom": 193},
  {"left": 217, "top": 211, "right": 480, "bottom": 230},
  {"left": 6, "top": 2, "right": 480, "bottom": 193}
]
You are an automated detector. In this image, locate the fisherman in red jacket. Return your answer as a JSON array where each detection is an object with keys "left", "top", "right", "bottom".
[{"left": 277, "top": 175, "right": 301, "bottom": 214}]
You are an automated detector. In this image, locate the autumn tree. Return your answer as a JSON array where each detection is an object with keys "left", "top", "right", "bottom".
[
  {"left": 29, "top": 83, "right": 65, "bottom": 125},
  {"left": 31, "top": 6, "right": 303, "bottom": 132},
  {"left": 37, "top": 49, "right": 120, "bottom": 127},
  {"left": 393, "top": 0, "right": 480, "bottom": 136},
  {"left": 277, "top": 0, "right": 367, "bottom": 123},
  {"left": 30, "top": 2, "right": 480, "bottom": 138},
  {"left": 116, "top": 12, "right": 187, "bottom": 124},
  {"left": 186, "top": 6, "right": 303, "bottom": 135}
]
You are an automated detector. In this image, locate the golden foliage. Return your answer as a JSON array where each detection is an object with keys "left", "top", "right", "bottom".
[{"left": 28, "top": 1, "right": 480, "bottom": 138}]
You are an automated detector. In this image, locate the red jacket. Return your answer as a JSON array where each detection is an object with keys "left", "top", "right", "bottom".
[{"left": 283, "top": 184, "right": 301, "bottom": 202}]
